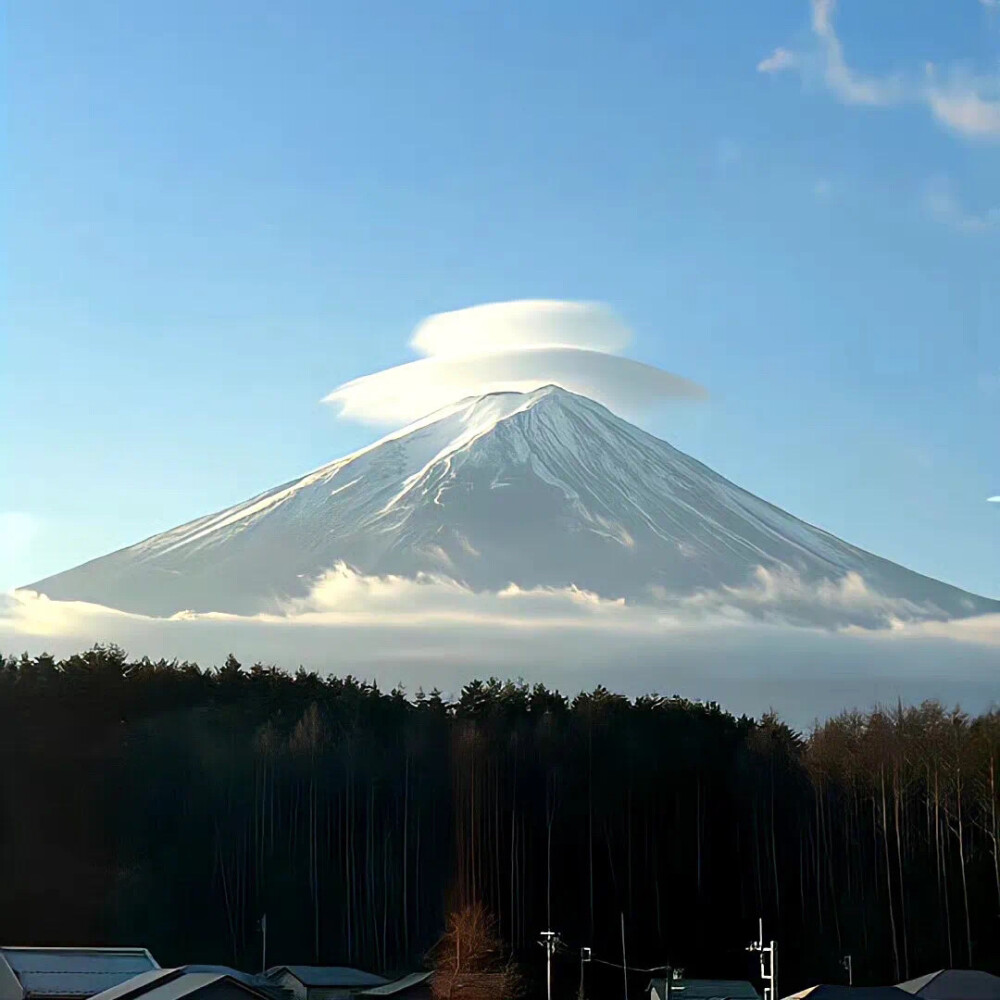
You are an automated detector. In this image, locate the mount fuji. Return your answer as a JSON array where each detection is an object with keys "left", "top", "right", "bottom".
[{"left": 26, "top": 385, "right": 998, "bottom": 622}]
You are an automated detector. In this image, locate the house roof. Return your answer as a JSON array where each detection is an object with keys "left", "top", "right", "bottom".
[
  {"left": 897, "top": 972, "right": 1000, "bottom": 1000},
  {"left": 900, "top": 978, "right": 943, "bottom": 998},
  {"left": 176, "top": 969, "right": 288, "bottom": 1000},
  {"left": 784, "top": 987, "right": 913, "bottom": 1000},
  {"left": 358, "top": 974, "right": 432, "bottom": 997},
  {"left": 88, "top": 969, "right": 273, "bottom": 1000},
  {"left": 648, "top": 981, "right": 761, "bottom": 1000},
  {"left": 80, "top": 970, "right": 170, "bottom": 1000},
  {"left": 0, "top": 949, "right": 159, "bottom": 1000},
  {"left": 265, "top": 969, "right": 388, "bottom": 990},
  {"left": 93, "top": 975, "right": 222, "bottom": 1000},
  {"left": 86, "top": 968, "right": 283, "bottom": 1000}
]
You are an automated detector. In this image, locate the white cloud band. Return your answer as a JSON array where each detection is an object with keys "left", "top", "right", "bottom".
[
  {"left": 324, "top": 301, "right": 707, "bottom": 426},
  {"left": 324, "top": 346, "right": 707, "bottom": 426},
  {"left": 410, "top": 300, "right": 632, "bottom": 357},
  {"left": 6, "top": 567, "right": 999, "bottom": 726}
]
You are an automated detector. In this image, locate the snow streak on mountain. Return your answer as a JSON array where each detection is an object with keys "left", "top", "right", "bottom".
[{"left": 27, "top": 386, "right": 999, "bottom": 620}]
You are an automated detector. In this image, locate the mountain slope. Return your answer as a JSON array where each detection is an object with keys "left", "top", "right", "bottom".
[{"left": 26, "top": 386, "right": 998, "bottom": 620}]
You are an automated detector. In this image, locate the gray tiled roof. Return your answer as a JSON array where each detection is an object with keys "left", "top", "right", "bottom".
[
  {"left": 0, "top": 949, "right": 158, "bottom": 999},
  {"left": 266, "top": 969, "right": 388, "bottom": 990},
  {"left": 897, "top": 971, "right": 1000, "bottom": 1000},
  {"left": 75, "top": 970, "right": 170, "bottom": 1000},
  {"left": 86, "top": 967, "right": 282, "bottom": 1000},
  {"left": 97, "top": 974, "right": 257, "bottom": 1000},
  {"left": 88, "top": 969, "right": 276, "bottom": 1000},
  {"left": 785, "top": 987, "right": 913, "bottom": 1000},
  {"left": 359, "top": 973, "right": 432, "bottom": 996},
  {"left": 178, "top": 968, "right": 287, "bottom": 1000}
]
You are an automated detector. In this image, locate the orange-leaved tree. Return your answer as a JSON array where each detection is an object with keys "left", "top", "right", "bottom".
[{"left": 428, "top": 902, "right": 525, "bottom": 999}]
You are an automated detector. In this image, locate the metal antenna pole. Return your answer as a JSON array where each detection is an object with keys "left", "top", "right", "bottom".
[
  {"left": 539, "top": 930, "right": 559, "bottom": 1000},
  {"left": 621, "top": 913, "right": 629, "bottom": 1000},
  {"left": 578, "top": 947, "right": 591, "bottom": 1000},
  {"left": 747, "top": 918, "right": 777, "bottom": 1000},
  {"left": 771, "top": 937, "right": 778, "bottom": 1000}
]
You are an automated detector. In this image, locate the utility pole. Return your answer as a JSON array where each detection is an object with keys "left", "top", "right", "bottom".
[
  {"left": 578, "top": 947, "right": 591, "bottom": 1000},
  {"left": 660, "top": 965, "right": 684, "bottom": 1000},
  {"left": 539, "top": 930, "right": 562, "bottom": 1000},
  {"left": 747, "top": 918, "right": 778, "bottom": 1000},
  {"left": 621, "top": 913, "right": 629, "bottom": 1000},
  {"left": 841, "top": 956, "right": 853, "bottom": 987}
]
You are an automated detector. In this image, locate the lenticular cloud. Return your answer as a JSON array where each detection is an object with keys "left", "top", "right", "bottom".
[
  {"left": 411, "top": 300, "right": 632, "bottom": 356},
  {"left": 323, "top": 300, "right": 706, "bottom": 426}
]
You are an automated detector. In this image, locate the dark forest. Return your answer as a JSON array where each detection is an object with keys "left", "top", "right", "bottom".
[{"left": 1, "top": 646, "right": 997, "bottom": 996}]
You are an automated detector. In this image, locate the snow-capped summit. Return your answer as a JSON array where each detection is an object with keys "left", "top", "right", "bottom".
[{"left": 26, "top": 386, "right": 999, "bottom": 620}]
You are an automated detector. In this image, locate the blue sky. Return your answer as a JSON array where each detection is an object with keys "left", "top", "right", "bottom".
[{"left": 3, "top": 0, "right": 998, "bottom": 598}]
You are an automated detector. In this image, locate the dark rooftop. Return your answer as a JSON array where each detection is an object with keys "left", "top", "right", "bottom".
[
  {"left": 358, "top": 973, "right": 432, "bottom": 997},
  {"left": 0, "top": 948, "right": 159, "bottom": 1000},
  {"left": 265, "top": 969, "right": 388, "bottom": 990},
  {"left": 897, "top": 972, "right": 1000, "bottom": 1000}
]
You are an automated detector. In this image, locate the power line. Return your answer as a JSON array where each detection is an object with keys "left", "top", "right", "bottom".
[
  {"left": 590, "top": 958, "right": 674, "bottom": 973},
  {"left": 549, "top": 931, "right": 673, "bottom": 975}
]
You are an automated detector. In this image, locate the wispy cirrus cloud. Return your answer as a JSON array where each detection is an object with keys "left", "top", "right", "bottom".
[
  {"left": 757, "top": 47, "right": 798, "bottom": 74},
  {"left": 758, "top": 0, "right": 1000, "bottom": 140},
  {"left": 924, "top": 65, "right": 1000, "bottom": 139},
  {"left": 814, "top": 178, "right": 834, "bottom": 199},
  {"left": 923, "top": 177, "right": 1000, "bottom": 232},
  {"left": 809, "top": 0, "right": 907, "bottom": 106}
]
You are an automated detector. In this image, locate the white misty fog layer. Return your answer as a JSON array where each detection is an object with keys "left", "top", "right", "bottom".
[
  {"left": 6, "top": 566, "right": 999, "bottom": 727},
  {"left": 323, "top": 301, "right": 707, "bottom": 426}
]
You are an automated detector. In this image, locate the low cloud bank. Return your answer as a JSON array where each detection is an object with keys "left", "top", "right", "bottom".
[{"left": 5, "top": 566, "right": 998, "bottom": 726}]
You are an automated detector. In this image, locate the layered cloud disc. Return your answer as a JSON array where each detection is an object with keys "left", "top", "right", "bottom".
[
  {"left": 410, "top": 300, "right": 633, "bottom": 357},
  {"left": 324, "top": 300, "right": 707, "bottom": 426}
]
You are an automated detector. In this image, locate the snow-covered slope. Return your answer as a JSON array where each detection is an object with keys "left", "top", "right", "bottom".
[{"left": 26, "top": 386, "right": 999, "bottom": 620}]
